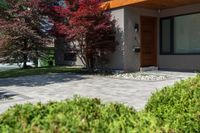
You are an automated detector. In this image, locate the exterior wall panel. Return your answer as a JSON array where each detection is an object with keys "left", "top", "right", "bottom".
[
  {"left": 124, "top": 6, "right": 158, "bottom": 71},
  {"left": 108, "top": 8, "right": 125, "bottom": 70},
  {"left": 158, "top": 4, "right": 200, "bottom": 71}
]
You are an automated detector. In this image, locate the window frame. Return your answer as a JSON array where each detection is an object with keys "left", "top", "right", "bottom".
[{"left": 160, "top": 12, "right": 200, "bottom": 55}]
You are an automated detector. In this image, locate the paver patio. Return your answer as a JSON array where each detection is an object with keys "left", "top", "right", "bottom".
[{"left": 0, "top": 71, "right": 196, "bottom": 114}]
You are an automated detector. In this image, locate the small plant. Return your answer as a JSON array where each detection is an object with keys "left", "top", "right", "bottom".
[{"left": 39, "top": 49, "right": 55, "bottom": 67}]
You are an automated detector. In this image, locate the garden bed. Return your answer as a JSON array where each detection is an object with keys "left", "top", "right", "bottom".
[{"left": 109, "top": 72, "right": 171, "bottom": 81}]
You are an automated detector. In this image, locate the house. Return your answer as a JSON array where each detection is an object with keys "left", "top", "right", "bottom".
[
  {"left": 102, "top": 0, "right": 200, "bottom": 72},
  {"left": 54, "top": 38, "right": 83, "bottom": 66}
]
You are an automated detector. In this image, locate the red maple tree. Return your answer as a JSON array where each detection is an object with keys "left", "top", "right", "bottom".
[
  {"left": 46, "top": 0, "right": 117, "bottom": 71},
  {"left": 0, "top": 0, "right": 52, "bottom": 68}
]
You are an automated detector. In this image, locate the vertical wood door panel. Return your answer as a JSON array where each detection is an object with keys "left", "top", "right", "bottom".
[{"left": 140, "top": 16, "right": 157, "bottom": 67}]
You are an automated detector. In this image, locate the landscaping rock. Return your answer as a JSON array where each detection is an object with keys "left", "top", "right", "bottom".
[{"left": 109, "top": 72, "right": 170, "bottom": 81}]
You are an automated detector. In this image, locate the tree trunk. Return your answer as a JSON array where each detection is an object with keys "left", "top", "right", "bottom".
[
  {"left": 22, "top": 40, "right": 28, "bottom": 69},
  {"left": 22, "top": 54, "right": 28, "bottom": 69},
  {"left": 33, "top": 57, "right": 38, "bottom": 68},
  {"left": 90, "top": 56, "right": 94, "bottom": 71},
  {"left": 86, "top": 56, "right": 94, "bottom": 72}
]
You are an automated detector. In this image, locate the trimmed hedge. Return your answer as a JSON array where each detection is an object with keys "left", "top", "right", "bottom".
[
  {"left": 0, "top": 76, "right": 200, "bottom": 132},
  {"left": 145, "top": 75, "right": 200, "bottom": 132},
  {"left": 0, "top": 97, "right": 138, "bottom": 133}
]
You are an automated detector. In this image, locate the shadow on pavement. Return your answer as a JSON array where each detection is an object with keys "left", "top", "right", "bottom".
[
  {"left": 0, "top": 73, "right": 88, "bottom": 87},
  {"left": 0, "top": 90, "right": 17, "bottom": 100}
]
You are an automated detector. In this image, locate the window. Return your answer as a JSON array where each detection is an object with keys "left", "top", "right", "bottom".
[
  {"left": 161, "top": 18, "right": 172, "bottom": 54},
  {"left": 160, "top": 12, "right": 200, "bottom": 54},
  {"left": 64, "top": 53, "right": 76, "bottom": 61}
]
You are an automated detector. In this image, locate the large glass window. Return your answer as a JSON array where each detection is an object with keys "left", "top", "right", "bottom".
[
  {"left": 160, "top": 13, "right": 200, "bottom": 54},
  {"left": 161, "top": 18, "right": 172, "bottom": 54}
]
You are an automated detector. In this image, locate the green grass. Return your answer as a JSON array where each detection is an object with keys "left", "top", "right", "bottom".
[{"left": 0, "top": 66, "right": 82, "bottom": 78}]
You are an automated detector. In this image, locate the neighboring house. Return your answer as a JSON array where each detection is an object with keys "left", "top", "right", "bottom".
[
  {"left": 54, "top": 37, "right": 83, "bottom": 66},
  {"left": 101, "top": 0, "right": 200, "bottom": 72}
]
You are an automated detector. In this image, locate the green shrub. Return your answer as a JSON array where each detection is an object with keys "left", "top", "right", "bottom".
[
  {"left": 145, "top": 75, "right": 200, "bottom": 132},
  {"left": 39, "top": 49, "right": 55, "bottom": 67},
  {"left": 0, "top": 97, "right": 139, "bottom": 133},
  {"left": 0, "top": 76, "right": 200, "bottom": 133}
]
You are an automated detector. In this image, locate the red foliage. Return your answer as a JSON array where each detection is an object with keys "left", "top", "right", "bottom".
[{"left": 46, "top": 0, "right": 117, "bottom": 70}]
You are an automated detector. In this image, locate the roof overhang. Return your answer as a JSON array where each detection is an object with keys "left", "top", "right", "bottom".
[
  {"left": 102, "top": 0, "right": 145, "bottom": 9},
  {"left": 102, "top": 0, "right": 200, "bottom": 10}
]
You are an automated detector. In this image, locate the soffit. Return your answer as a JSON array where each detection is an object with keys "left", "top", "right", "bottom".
[{"left": 102, "top": 0, "right": 200, "bottom": 10}]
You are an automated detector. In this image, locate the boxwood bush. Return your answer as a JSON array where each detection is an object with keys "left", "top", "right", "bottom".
[
  {"left": 0, "top": 97, "right": 139, "bottom": 133},
  {"left": 0, "top": 76, "right": 200, "bottom": 133},
  {"left": 145, "top": 76, "right": 200, "bottom": 132}
]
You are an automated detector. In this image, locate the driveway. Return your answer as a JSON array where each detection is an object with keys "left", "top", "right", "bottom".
[
  {"left": 0, "top": 71, "right": 196, "bottom": 113},
  {"left": 0, "top": 64, "right": 19, "bottom": 71}
]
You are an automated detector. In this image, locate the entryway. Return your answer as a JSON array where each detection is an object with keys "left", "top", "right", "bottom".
[{"left": 140, "top": 16, "right": 157, "bottom": 67}]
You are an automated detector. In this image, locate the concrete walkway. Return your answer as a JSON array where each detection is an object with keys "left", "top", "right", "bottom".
[{"left": 0, "top": 71, "right": 196, "bottom": 113}]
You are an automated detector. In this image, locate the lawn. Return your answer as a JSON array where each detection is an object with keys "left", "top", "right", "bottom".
[{"left": 0, "top": 66, "right": 82, "bottom": 78}]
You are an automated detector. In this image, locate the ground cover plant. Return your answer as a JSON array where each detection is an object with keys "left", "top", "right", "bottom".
[{"left": 0, "top": 75, "right": 200, "bottom": 132}]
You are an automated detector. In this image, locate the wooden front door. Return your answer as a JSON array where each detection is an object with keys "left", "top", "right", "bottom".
[{"left": 140, "top": 16, "right": 157, "bottom": 67}]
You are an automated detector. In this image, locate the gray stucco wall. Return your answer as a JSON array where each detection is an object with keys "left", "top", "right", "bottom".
[
  {"left": 108, "top": 8, "right": 125, "bottom": 70},
  {"left": 158, "top": 4, "right": 200, "bottom": 71},
  {"left": 123, "top": 6, "right": 158, "bottom": 72},
  {"left": 109, "top": 6, "right": 158, "bottom": 71}
]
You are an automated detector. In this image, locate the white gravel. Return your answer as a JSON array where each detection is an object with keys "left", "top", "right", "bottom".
[{"left": 109, "top": 72, "right": 170, "bottom": 81}]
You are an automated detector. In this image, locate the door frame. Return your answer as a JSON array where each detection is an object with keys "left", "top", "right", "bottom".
[{"left": 140, "top": 16, "right": 158, "bottom": 67}]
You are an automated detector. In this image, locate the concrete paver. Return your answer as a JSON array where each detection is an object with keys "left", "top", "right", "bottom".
[{"left": 0, "top": 71, "right": 196, "bottom": 113}]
